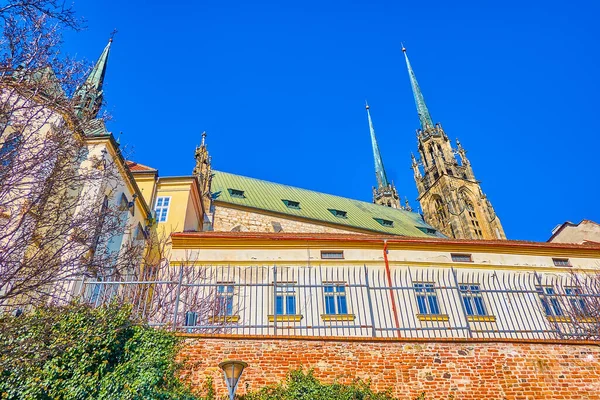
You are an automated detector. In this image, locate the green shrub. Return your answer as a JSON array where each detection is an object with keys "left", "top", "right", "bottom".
[
  {"left": 0, "top": 302, "right": 199, "bottom": 400},
  {"left": 239, "top": 369, "right": 395, "bottom": 400}
]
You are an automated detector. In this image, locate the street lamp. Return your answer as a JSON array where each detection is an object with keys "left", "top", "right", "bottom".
[{"left": 219, "top": 360, "right": 248, "bottom": 400}]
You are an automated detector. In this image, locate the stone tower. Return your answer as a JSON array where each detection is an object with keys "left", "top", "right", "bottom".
[
  {"left": 365, "top": 102, "right": 403, "bottom": 209},
  {"left": 193, "top": 131, "right": 214, "bottom": 230},
  {"left": 402, "top": 47, "right": 505, "bottom": 240}
]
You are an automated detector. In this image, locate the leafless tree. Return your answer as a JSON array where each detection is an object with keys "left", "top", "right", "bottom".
[
  {"left": 0, "top": 0, "right": 147, "bottom": 309},
  {"left": 538, "top": 269, "right": 600, "bottom": 341}
]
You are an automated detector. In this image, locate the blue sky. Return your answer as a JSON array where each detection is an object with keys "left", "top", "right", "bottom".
[{"left": 63, "top": 0, "right": 600, "bottom": 242}]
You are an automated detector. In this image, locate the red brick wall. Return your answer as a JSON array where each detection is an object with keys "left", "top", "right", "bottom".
[{"left": 179, "top": 336, "right": 600, "bottom": 399}]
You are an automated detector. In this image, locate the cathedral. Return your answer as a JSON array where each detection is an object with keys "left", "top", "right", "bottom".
[
  {"left": 5, "top": 36, "right": 600, "bottom": 400},
  {"left": 123, "top": 44, "right": 507, "bottom": 240}
]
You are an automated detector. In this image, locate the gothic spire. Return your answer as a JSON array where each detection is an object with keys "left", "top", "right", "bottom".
[
  {"left": 402, "top": 46, "right": 434, "bottom": 130},
  {"left": 365, "top": 102, "right": 389, "bottom": 189},
  {"left": 74, "top": 38, "right": 112, "bottom": 119}
]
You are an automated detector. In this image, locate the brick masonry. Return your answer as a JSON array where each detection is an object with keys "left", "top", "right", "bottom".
[
  {"left": 212, "top": 204, "right": 364, "bottom": 234},
  {"left": 179, "top": 336, "right": 600, "bottom": 399}
]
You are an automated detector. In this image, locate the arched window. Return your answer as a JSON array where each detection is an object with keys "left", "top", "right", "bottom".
[
  {"left": 437, "top": 144, "right": 446, "bottom": 161},
  {"left": 460, "top": 192, "right": 483, "bottom": 239},
  {"left": 0, "top": 131, "right": 21, "bottom": 168},
  {"left": 434, "top": 197, "right": 447, "bottom": 224}
]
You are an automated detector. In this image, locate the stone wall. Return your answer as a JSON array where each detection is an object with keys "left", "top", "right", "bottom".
[
  {"left": 212, "top": 204, "right": 363, "bottom": 234},
  {"left": 180, "top": 336, "right": 600, "bottom": 399}
]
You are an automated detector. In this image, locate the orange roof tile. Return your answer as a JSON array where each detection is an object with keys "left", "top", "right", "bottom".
[{"left": 126, "top": 160, "right": 157, "bottom": 173}]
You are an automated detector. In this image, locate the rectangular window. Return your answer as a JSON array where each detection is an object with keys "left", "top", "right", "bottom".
[
  {"left": 323, "top": 282, "right": 348, "bottom": 315},
  {"left": 536, "top": 286, "right": 563, "bottom": 317},
  {"left": 459, "top": 284, "right": 487, "bottom": 316},
  {"left": 328, "top": 209, "right": 347, "bottom": 218},
  {"left": 282, "top": 199, "right": 300, "bottom": 209},
  {"left": 323, "top": 283, "right": 348, "bottom": 315},
  {"left": 414, "top": 283, "right": 441, "bottom": 315},
  {"left": 154, "top": 196, "right": 171, "bottom": 223},
  {"left": 451, "top": 253, "right": 473, "bottom": 263},
  {"left": 185, "top": 311, "right": 198, "bottom": 327},
  {"left": 565, "top": 287, "right": 589, "bottom": 316},
  {"left": 552, "top": 258, "right": 570, "bottom": 267},
  {"left": 216, "top": 283, "right": 235, "bottom": 316},
  {"left": 275, "top": 283, "right": 297, "bottom": 315},
  {"left": 374, "top": 218, "right": 394, "bottom": 227},
  {"left": 228, "top": 188, "right": 245, "bottom": 198},
  {"left": 320, "top": 250, "right": 344, "bottom": 259}
]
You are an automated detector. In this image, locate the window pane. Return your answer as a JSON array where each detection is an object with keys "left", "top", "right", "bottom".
[
  {"left": 325, "top": 296, "right": 336, "bottom": 314},
  {"left": 275, "top": 296, "right": 283, "bottom": 315},
  {"left": 463, "top": 297, "right": 474, "bottom": 315},
  {"left": 336, "top": 286, "right": 345, "bottom": 293},
  {"left": 156, "top": 198, "right": 163, "bottom": 207},
  {"left": 540, "top": 298, "right": 552, "bottom": 316},
  {"left": 324, "top": 285, "right": 334, "bottom": 293},
  {"left": 286, "top": 296, "right": 296, "bottom": 315},
  {"left": 337, "top": 296, "right": 348, "bottom": 314},
  {"left": 474, "top": 297, "right": 486, "bottom": 315},
  {"left": 225, "top": 297, "right": 233, "bottom": 316},
  {"left": 164, "top": 197, "right": 170, "bottom": 205},
  {"left": 417, "top": 295, "right": 428, "bottom": 314},
  {"left": 428, "top": 295, "right": 440, "bottom": 314},
  {"left": 550, "top": 299, "right": 562, "bottom": 316}
]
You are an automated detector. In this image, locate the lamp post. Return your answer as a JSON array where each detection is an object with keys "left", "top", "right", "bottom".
[{"left": 219, "top": 360, "right": 248, "bottom": 400}]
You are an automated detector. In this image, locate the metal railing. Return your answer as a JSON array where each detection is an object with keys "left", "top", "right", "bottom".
[{"left": 6, "top": 264, "right": 600, "bottom": 340}]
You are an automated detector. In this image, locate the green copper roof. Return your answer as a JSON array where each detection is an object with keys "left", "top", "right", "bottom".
[
  {"left": 211, "top": 170, "right": 445, "bottom": 238},
  {"left": 73, "top": 39, "right": 112, "bottom": 118},
  {"left": 365, "top": 103, "right": 389, "bottom": 189},
  {"left": 402, "top": 48, "right": 434, "bottom": 130}
]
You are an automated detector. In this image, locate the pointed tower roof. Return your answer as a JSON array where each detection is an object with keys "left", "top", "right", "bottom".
[
  {"left": 365, "top": 102, "right": 389, "bottom": 189},
  {"left": 84, "top": 38, "right": 111, "bottom": 94},
  {"left": 73, "top": 39, "right": 112, "bottom": 119},
  {"left": 402, "top": 46, "right": 434, "bottom": 130}
]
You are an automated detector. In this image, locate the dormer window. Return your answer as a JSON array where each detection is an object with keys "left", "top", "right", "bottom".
[
  {"left": 282, "top": 199, "right": 300, "bottom": 209},
  {"left": 328, "top": 209, "right": 347, "bottom": 218},
  {"left": 228, "top": 188, "right": 245, "bottom": 199},
  {"left": 374, "top": 218, "right": 394, "bottom": 227},
  {"left": 417, "top": 226, "right": 436, "bottom": 235},
  {"left": 373, "top": 217, "right": 394, "bottom": 228}
]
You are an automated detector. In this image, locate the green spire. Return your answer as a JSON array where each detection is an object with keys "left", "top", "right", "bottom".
[
  {"left": 365, "top": 102, "right": 389, "bottom": 189},
  {"left": 402, "top": 46, "right": 434, "bottom": 130},
  {"left": 74, "top": 38, "right": 112, "bottom": 118}
]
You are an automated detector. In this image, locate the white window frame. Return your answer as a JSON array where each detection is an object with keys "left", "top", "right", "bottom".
[{"left": 154, "top": 196, "right": 171, "bottom": 223}]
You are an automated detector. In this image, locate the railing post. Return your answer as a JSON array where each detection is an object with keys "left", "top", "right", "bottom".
[
  {"left": 364, "top": 265, "right": 377, "bottom": 338},
  {"left": 451, "top": 267, "right": 473, "bottom": 338},
  {"left": 172, "top": 264, "right": 184, "bottom": 331},
  {"left": 273, "top": 265, "right": 277, "bottom": 336},
  {"left": 78, "top": 276, "right": 86, "bottom": 298}
]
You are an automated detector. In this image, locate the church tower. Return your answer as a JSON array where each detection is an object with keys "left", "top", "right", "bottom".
[
  {"left": 365, "top": 102, "right": 402, "bottom": 209},
  {"left": 402, "top": 47, "right": 505, "bottom": 240},
  {"left": 73, "top": 39, "right": 112, "bottom": 120},
  {"left": 193, "top": 131, "right": 214, "bottom": 230}
]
